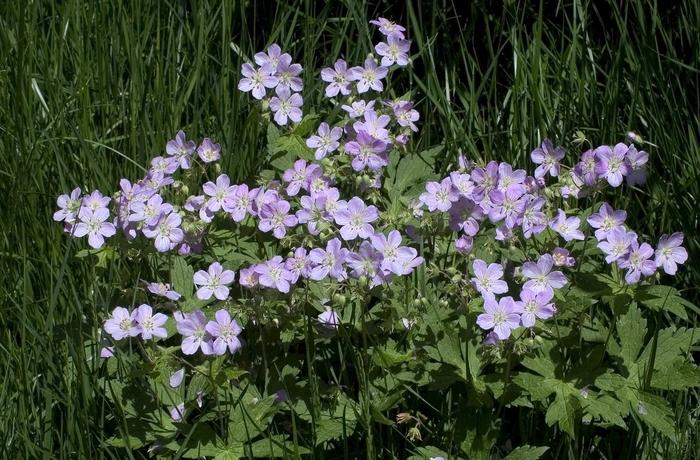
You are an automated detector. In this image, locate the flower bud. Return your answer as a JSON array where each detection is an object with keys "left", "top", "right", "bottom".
[{"left": 332, "top": 293, "right": 346, "bottom": 306}]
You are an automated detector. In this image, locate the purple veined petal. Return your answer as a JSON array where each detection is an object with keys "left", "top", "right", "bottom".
[
  {"left": 196, "top": 286, "right": 214, "bottom": 300},
  {"left": 214, "top": 309, "right": 231, "bottom": 325},
  {"left": 193, "top": 270, "right": 209, "bottom": 285},
  {"left": 476, "top": 313, "right": 495, "bottom": 330},
  {"left": 87, "top": 232, "right": 105, "bottom": 249},
  {"left": 227, "top": 336, "right": 243, "bottom": 354},
  {"left": 181, "top": 336, "right": 200, "bottom": 355},
  {"left": 169, "top": 368, "right": 185, "bottom": 388},
  {"left": 212, "top": 338, "right": 227, "bottom": 356},
  {"left": 170, "top": 402, "right": 186, "bottom": 422},
  {"left": 219, "top": 270, "right": 235, "bottom": 285},
  {"left": 493, "top": 323, "right": 512, "bottom": 340},
  {"left": 213, "top": 286, "right": 229, "bottom": 300}
]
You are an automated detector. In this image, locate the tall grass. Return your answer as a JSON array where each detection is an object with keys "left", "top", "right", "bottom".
[{"left": 0, "top": 0, "right": 698, "bottom": 457}]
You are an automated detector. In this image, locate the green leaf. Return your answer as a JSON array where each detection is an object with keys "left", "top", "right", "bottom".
[
  {"left": 545, "top": 389, "right": 580, "bottom": 438},
  {"left": 594, "top": 372, "right": 627, "bottom": 391},
  {"left": 503, "top": 445, "right": 550, "bottom": 460},
  {"left": 385, "top": 146, "right": 442, "bottom": 201},
  {"left": 615, "top": 303, "right": 647, "bottom": 368},
  {"left": 623, "top": 389, "right": 676, "bottom": 439},
  {"left": 636, "top": 285, "right": 689, "bottom": 319},
  {"left": 650, "top": 357, "right": 700, "bottom": 390},
  {"left": 171, "top": 257, "right": 194, "bottom": 299},
  {"left": 512, "top": 373, "right": 557, "bottom": 401},
  {"left": 291, "top": 113, "right": 319, "bottom": 137},
  {"left": 582, "top": 394, "right": 627, "bottom": 428}
]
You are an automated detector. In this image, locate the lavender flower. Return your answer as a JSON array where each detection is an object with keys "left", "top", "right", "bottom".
[
  {"left": 146, "top": 282, "right": 181, "bottom": 301},
  {"left": 354, "top": 110, "right": 391, "bottom": 143},
  {"left": 320, "top": 59, "right": 352, "bottom": 97},
  {"left": 170, "top": 403, "right": 186, "bottom": 422},
  {"left": 419, "top": 177, "right": 458, "bottom": 212},
  {"left": 309, "top": 238, "right": 348, "bottom": 281},
  {"left": 350, "top": 58, "right": 388, "bottom": 93},
  {"left": 223, "top": 183, "right": 254, "bottom": 222},
  {"left": 82, "top": 190, "right": 111, "bottom": 211},
  {"left": 551, "top": 247, "right": 576, "bottom": 267},
  {"left": 618, "top": 240, "right": 656, "bottom": 284},
  {"left": 597, "top": 226, "right": 637, "bottom": 263},
  {"left": 514, "top": 289, "right": 556, "bottom": 327},
  {"left": 370, "top": 17, "right": 406, "bottom": 39},
  {"left": 197, "top": 138, "right": 221, "bottom": 163},
  {"left": 455, "top": 235, "right": 473, "bottom": 254},
  {"left": 254, "top": 44, "right": 285, "bottom": 70},
  {"left": 142, "top": 212, "right": 184, "bottom": 252},
  {"left": 333, "top": 197, "right": 379, "bottom": 240},
  {"left": 476, "top": 294, "right": 521, "bottom": 340},
  {"left": 254, "top": 256, "right": 296, "bottom": 293},
  {"left": 375, "top": 34, "right": 410, "bottom": 66},
  {"left": 341, "top": 100, "right": 375, "bottom": 118},
  {"left": 587, "top": 203, "right": 627, "bottom": 241},
  {"left": 346, "top": 241, "right": 385, "bottom": 287},
  {"left": 282, "top": 160, "right": 319, "bottom": 196},
  {"left": 393, "top": 101, "right": 419, "bottom": 131},
  {"left": 345, "top": 130, "right": 389, "bottom": 172},
  {"left": 72, "top": 207, "right": 117, "bottom": 249},
  {"left": 133, "top": 304, "right": 168, "bottom": 340},
  {"left": 488, "top": 187, "right": 526, "bottom": 228},
  {"left": 258, "top": 200, "right": 298, "bottom": 239},
  {"left": 269, "top": 86, "right": 303, "bottom": 125},
  {"left": 625, "top": 144, "right": 649, "bottom": 186},
  {"left": 471, "top": 259, "right": 508, "bottom": 295},
  {"left": 169, "top": 368, "right": 185, "bottom": 388},
  {"left": 575, "top": 149, "right": 599, "bottom": 186},
  {"left": 318, "top": 309, "right": 341, "bottom": 329},
  {"left": 275, "top": 54, "right": 303, "bottom": 92},
  {"left": 205, "top": 309, "right": 243, "bottom": 355},
  {"left": 306, "top": 123, "right": 342, "bottom": 160},
  {"left": 522, "top": 254, "right": 568, "bottom": 294},
  {"left": 285, "top": 247, "right": 313, "bottom": 283},
  {"left": 238, "top": 63, "right": 278, "bottom": 99},
  {"left": 296, "top": 194, "right": 328, "bottom": 235},
  {"left": 103, "top": 306, "right": 138, "bottom": 340},
  {"left": 655, "top": 232, "right": 688, "bottom": 275},
  {"left": 193, "top": 262, "right": 236, "bottom": 300},
  {"left": 549, "top": 209, "right": 585, "bottom": 241},
  {"left": 531, "top": 139, "right": 565, "bottom": 178},
  {"left": 448, "top": 197, "right": 482, "bottom": 236},
  {"left": 129, "top": 194, "right": 173, "bottom": 226},
  {"left": 53, "top": 187, "right": 82, "bottom": 222},
  {"left": 150, "top": 155, "right": 179, "bottom": 175},
  {"left": 595, "top": 143, "right": 631, "bottom": 187},
  {"left": 520, "top": 196, "right": 547, "bottom": 238},
  {"left": 166, "top": 130, "right": 196, "bottom": 169},
  {"left": 175, "top": 310, "right": 213, "bottom": 355}
]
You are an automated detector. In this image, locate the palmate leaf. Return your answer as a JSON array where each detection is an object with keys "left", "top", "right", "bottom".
[
  {"left": 544, "top": 389, "right": 580, "bottom": 438},
  {"left": 614, "top": 303, "right": 647, "bottom": 369},
  {"left": 620, "top": 388, "right": 676, "bottom": 440},
  {"left": 650, "top": 357, "right": 700, "bottom": 390},
  {"left": 636, "top": 284, "right": 695, "bottom": 319},
  {"left": 502, "top": 445, "right": 550, "bottom": 460},
  {"left": 170, "top": 257, "right": 194, "bottom": 299},
  {"left": 581, "top": 393, "right": 628, "bottom": 428},
  {"left": 385, "top": 145, "right": 442, "bottom": 202}
]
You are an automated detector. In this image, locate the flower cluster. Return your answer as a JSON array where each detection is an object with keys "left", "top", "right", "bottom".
[{"left": 238, "top": 44, "right": 304, "bottom": 125}]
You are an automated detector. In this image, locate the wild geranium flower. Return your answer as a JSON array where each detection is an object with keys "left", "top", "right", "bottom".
[
  {"left": 285, "top": 247, "right": 313, "bottom": 283},
  {"left": 103, "top": 306, "right": 138, "bottom": 340},
  {"left": 254, "top": 44, "right": 285, "bottom": 70},
  {"left": 595, "top": 143, "right": 631, "bottom": 187},
  {"left": 296, "top": 194, "right": 328, "bottom": 235},
  {"left": 309, "top": 238, "right": 349, "bottom": 281},
  {"left": 476, "top": 294, "right": 521, "bottom": 340},
  {"left": 471, "top": 259, "right": 509, "bottom": 295},
  {"left": 318, "top": 309, "right": 341, "bottom": 329},
  {"left": 655, "top": 232, "right": 688, "bottom": 275},
  {"left": 354, "top": 110, "right": 391, "bottom": 142},
  {"left": 193, "top": 262, "right": 236, "bottom": 300},
  {"left": 282, "top": 160, "right": 319, "bottom": 196},
  {"left": 420, "top": 177, "right": 458, "bottom": 212},
  {"left": 320, "top": 59, "right": 352, "bottom": 97},
  {"left": 531, "top": 139, "right": 565, "bottom": 178},
  {"left": 560, "top": 170, "right": 585, "bottom": 199},
  {"left": 375, "top": 34, "right": 410, "bottom": 66},
  {"left": 448, "top": 197, "right": 482, "bottom": 236},
  {"left": 488, "top": 187, "right": 526, "bottom": 228},
  {"left": 618, "top": 240, "right": 656, "bottom": 284},
  {"left": 520, "top": 196, "right": 547, "bottom": 238},
  {"left": 333, "top": 197, "right": 379, "bottom": 240},
  {"left": 370, "top": 230, "right": 403, "bottom": 273},
  {"left": 587, "top": 203, "right": 627, "bottom": 241},
  {"left": 223, "top": 183, "right": 254, "bottom": 222},
  {"left": 346, "top": 241, "right": 384, "bottom": 287},
  {"left": 625, "top": 144, "right": 649, "bottom": 186},
  {"left": 129, "top": 194, "right": 173, "bottom": 226},
  {"left": 522, "top": 254, "right": 568, "bottom": 294},
  {"left": 258, "top": 200, "right": 297, "bottom": 239},
  {"left": 150, "top": 155, "right": 179, "bottom": 175},
  {"left": 496, "top": 163, "right": 527, "bottom": 191},
  {"left": 205, "top": 309, "right": 243, "bottom": 355},
  {"left": 143, "top": 212, "right": 184, "bottom": 252},
  {"left": 575, "top": 149, "right": 599, "bottom": 186},
  {"left": 274, "top": 54, "right": 303, "bottom": 92},
  {"left": 306, "top": 123, "right": 342, "bottom": 160},
  {"left": 254, "top": 256, "right": 296, "bottom": 293},
  {"left": 269, "top": 86, "right": 303, "bottom": 125},
  {"left": 551, "top": 247, "right": 576, "bottom": 267},
  {"left": 393, "top": 247, "right": 424, "bottom": 275},
  {"left": 54, "top": 187, "right": 82, "bottom": 222},
  {"left": 455, "top": 235, "right": 474, "bottom": 254},
  {"left": 350, "top": 58, "right": 388, "bottom": 93},
  {"left": 320, "top": 187, "right": 347, "bottom": 218},
  {"left": 203, "top": 174, "right": 237, "bottom": 213},
  {"left": 238, "top": 63, "right": 278, "bottom": 99},
  {"left": 170, "top": 403, "right": 186, "bottom": 422},
  {"left": 345, "top": 131, "right": 389, "bottom": 172},
  {"left": 549, "top": 209, "right": 585, "bottom": 241},
  {"left": 370, "top": 17, "right": 406, "bottom": 39},
  {"left": 393, "top": 101, "right": 419, "bottom": 131},
  {"left": 82, "top": 190, "right": 111, "bottom": 211},
  {"left": 166, "top": 130, "right": 196, "bottom": 169},
  {"left": 514, "top": 289, "right": 556, "bottom": 327},
  {"left": 143, "top": 171, "right": 174, "bottom": 190},
  {"left": 471, "top": 161, "right": 500, "bottom": 196},
  {"left": 175, "top": 310, "right": 213, "bottom": 355},
  {"left": 133, "top": 304, "right": 168, "bottom": 340},
  {"left": 597, "top": 226, "right": 637, "bottom": 263},
  {"left": 197, "top": 138, "right": 221, "bottom": 163},
  {"left": 72, "top": 207, "right": 116, "bottom": 249},
  {"left": 146, "top": 282, "right": 181, "bottom": 301},
  {"left": 169, "top": 368, "right": 185, "bottom": 388},
  {"left": 238, "top": 267, "right": 260, "bottom": 288},
  {"left": 341, "top": 100, "right": 375, "bottom": 118}
]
